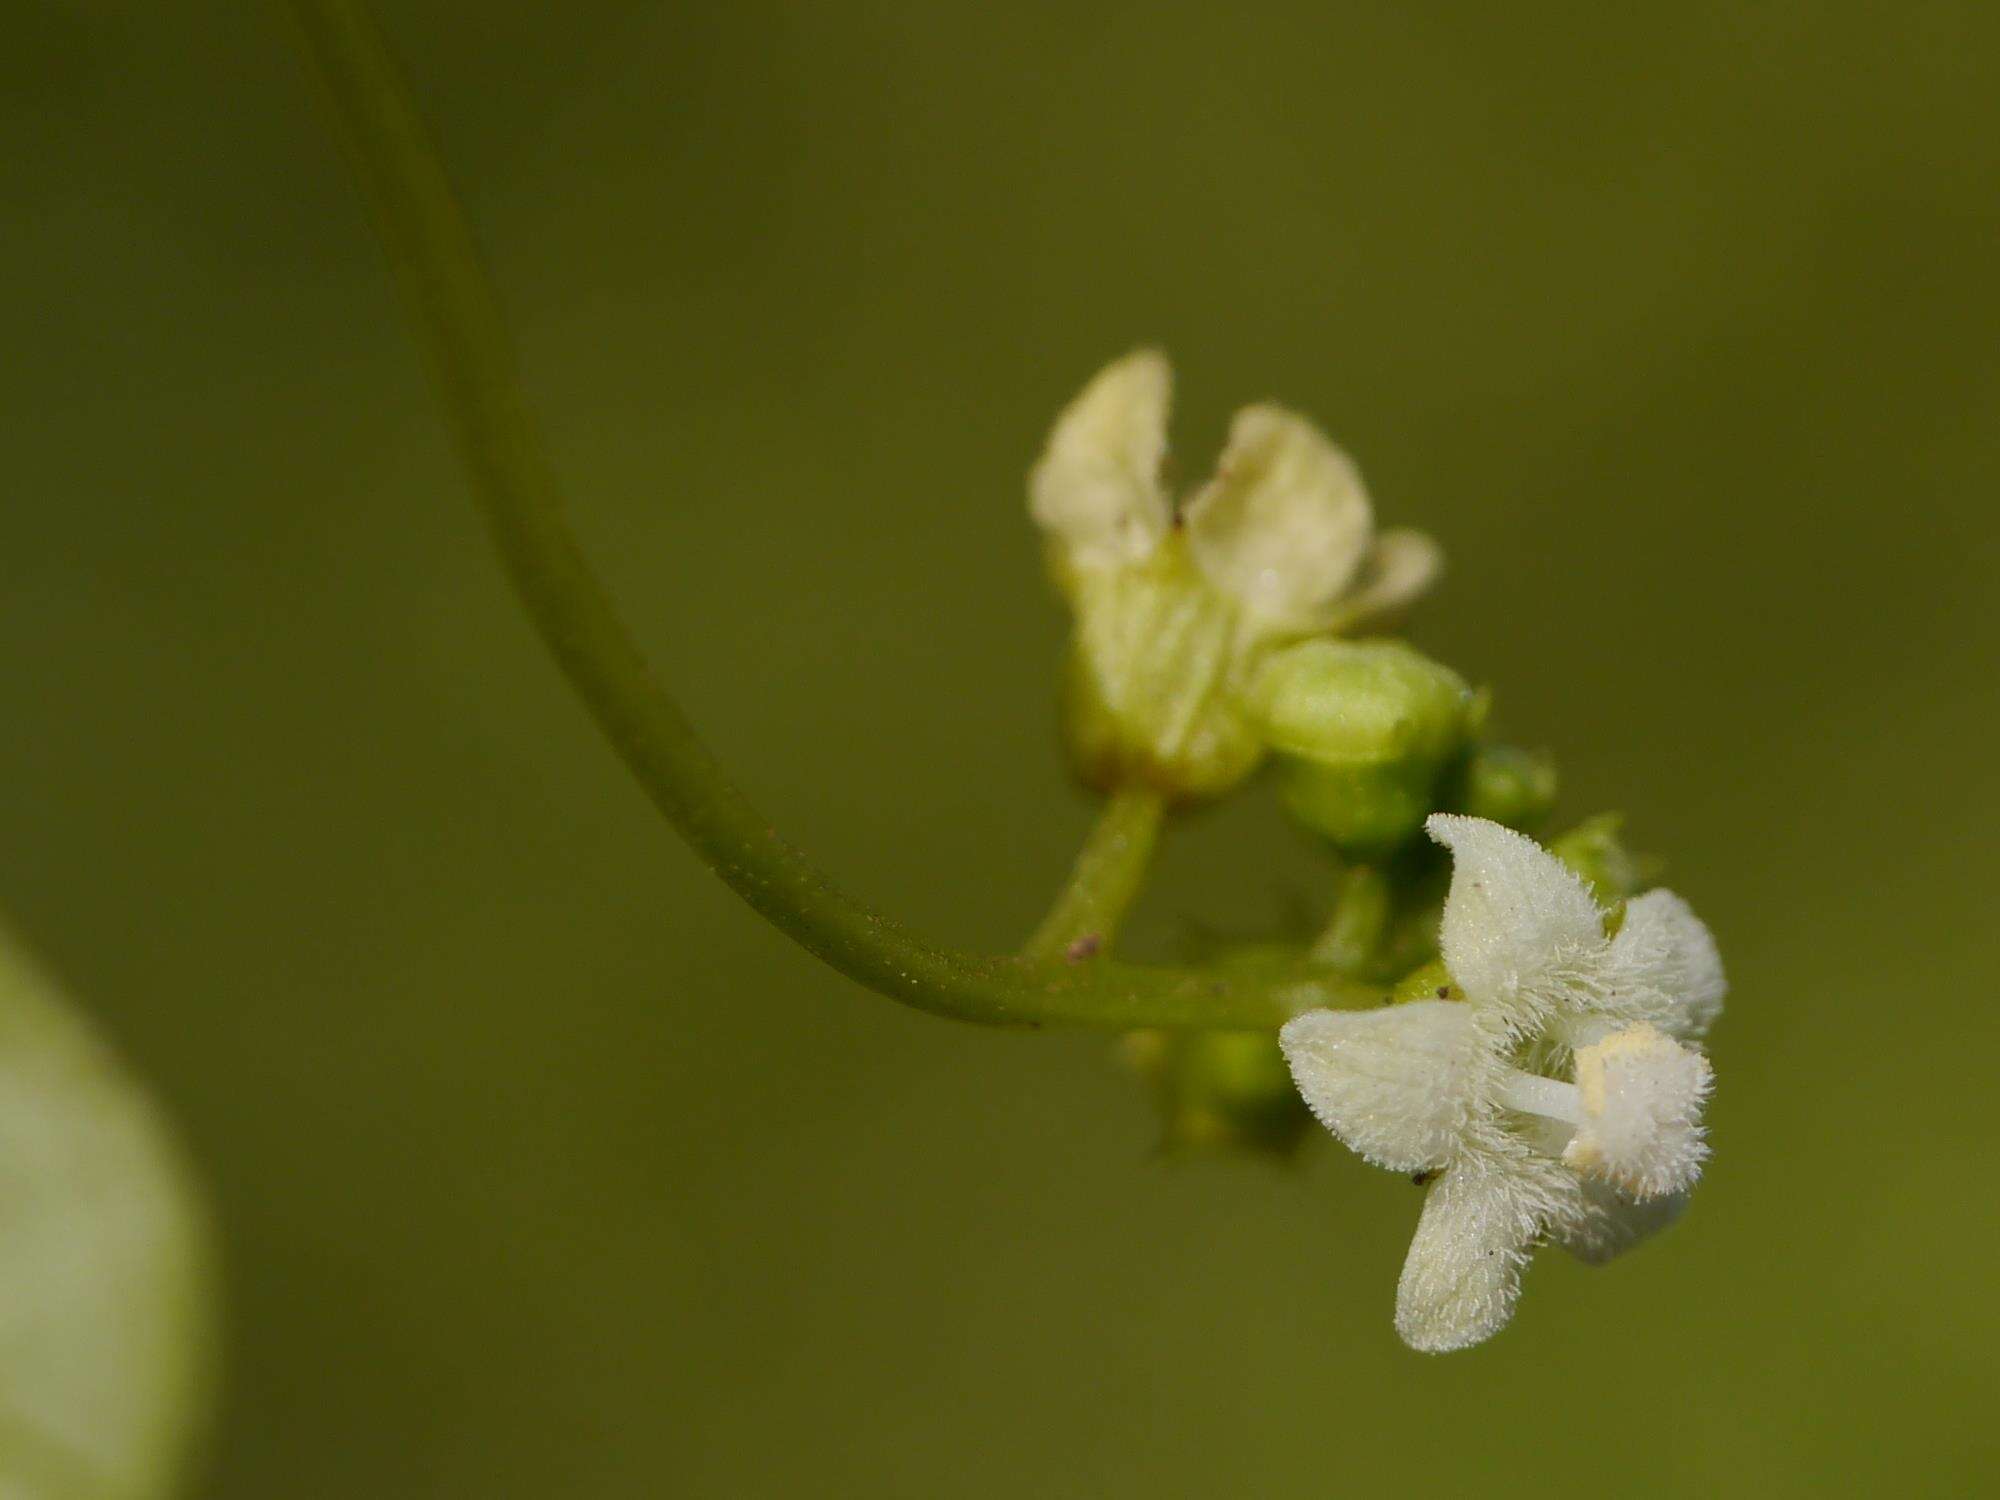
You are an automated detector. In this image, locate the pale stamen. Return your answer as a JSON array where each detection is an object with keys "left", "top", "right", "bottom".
[
  {"left": 1492, "top": 1025, "right": 1712, "bottom": 1200},
  {"left": 1493, "top": 1069, "right": 1584, "bottom": 1129}
]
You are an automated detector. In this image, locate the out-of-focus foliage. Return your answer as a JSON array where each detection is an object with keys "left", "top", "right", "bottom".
[
  {"left": 0, "top": 931, "right": 210, "bottom": 1499},
  {"left": 3, "top": 2, "right": 1996, "bottom": 1496}
]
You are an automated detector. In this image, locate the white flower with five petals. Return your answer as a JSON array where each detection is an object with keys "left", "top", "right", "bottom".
[{"left": 1279, "top": 814, "right": 1725, "bottom": 1352}]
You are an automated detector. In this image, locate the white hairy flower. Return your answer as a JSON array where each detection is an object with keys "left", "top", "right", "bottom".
[
  {"left": 1030, "top": 349, "right": 1439, "bottom": 635},
  {"left": 1279, "top": 814, "right": 1725, "bottom": 1352}
]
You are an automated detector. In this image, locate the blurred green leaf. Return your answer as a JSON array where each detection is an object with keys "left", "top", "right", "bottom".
[{"left": 0, "top": 929, "right": 211, "bottom": 1499}]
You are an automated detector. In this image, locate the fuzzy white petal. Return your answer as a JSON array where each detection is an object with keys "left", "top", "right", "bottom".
[
  {"left": 1562, "top": 1025, "right": 1712, "bottom": 1199},
  {"left": 1183, "top": 405, "right": 1373, "bottom": 626},
  {"left": 1029, "top": 350, "right": 1173, "bottom": 568},
  {"left": 1605, "top": 888, "right": 1726, "bottom": 1040},
  {"left": 1395, "top": 1164, "right": 1549, "bottom": 1353},
  {"left": 1279, "top": 1001, "right": 1481, "bottom": 1173},
  {"left": 1556, "top": 1178, "right": 1690, "bottom": 1266},
  {"left": 1427, "top": 815, "right": 1607, "bottom": 1029}
]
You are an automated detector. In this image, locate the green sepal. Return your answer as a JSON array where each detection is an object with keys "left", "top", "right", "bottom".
[{"left": 1449, "top": 743, "right": 1559, "bottom": 829}]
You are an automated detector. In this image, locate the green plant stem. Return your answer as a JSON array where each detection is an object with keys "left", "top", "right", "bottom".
[
  {"left": 287, "top": 0, "right": 1383, "bottom": 1030},
  {"left": 1023, "top": 786, "right": 1166, "bottom": 962},
  {"left": 1309, "top": 864, "right": 1390, "bottom": 972}
]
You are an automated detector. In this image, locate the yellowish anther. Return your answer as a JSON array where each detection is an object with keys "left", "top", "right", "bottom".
[{"left": 1563, "top": 1023, "right": 1713, "bottom": 1199}]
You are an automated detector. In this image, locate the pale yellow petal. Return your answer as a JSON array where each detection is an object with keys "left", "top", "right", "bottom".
[
  {"left": 1028, "top": 349, "right": 1173, "bottom": 568},
  {"left": 1183, "top": 405, "right": 1372, "bottom": 626}
]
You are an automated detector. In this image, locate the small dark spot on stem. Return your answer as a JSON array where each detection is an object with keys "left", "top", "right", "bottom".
[{"left": 1064, "top": 933, "right": 1102, "bottom": 963}]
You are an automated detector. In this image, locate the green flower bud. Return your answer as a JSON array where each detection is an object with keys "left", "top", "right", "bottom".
[
  {"left": 1549, "top": 813, "right": 1657, "bottom": 902},
  {"left": 1249, "top": 640, "right": 1474, "bottom": 855},
  {"left": 1121, "top": 1028, "right": 1312, "bottom": 1158},
  {"left": 1271, "top": 760, "right": 1441, "bottom": 858},
  {"left": 1452, "top": 743, "right": 1559, "bottom": 829},
  {"left": 1253, "top": 639, "right": 1472, "bottom": 766},
  {"left": 1030, "top": 351, "right": 1443, "bottom": 800}
]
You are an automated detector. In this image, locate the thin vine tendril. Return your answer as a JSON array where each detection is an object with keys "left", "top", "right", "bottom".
[{"left": 287, "top": 0, "right": 1380, "bottom": 1029}]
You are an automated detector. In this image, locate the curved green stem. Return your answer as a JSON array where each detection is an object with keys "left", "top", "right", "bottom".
[
  {"left": 287, "top": 0, "right": 1383, "bottom": 1030},
  {"left": 1023, "top": 786, "right": 1166, "bottom": 962},
  {"left": 1309, "top": 864, "right": 1390, "bottom": 972}
]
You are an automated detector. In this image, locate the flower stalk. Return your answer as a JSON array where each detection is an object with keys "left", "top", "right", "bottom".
[
  {"left": 287, "top": 0, "right": 1380, "bottom": 1032},
  {"left": 1023, "top": 786, "right": 1168, "bottom": 963}
]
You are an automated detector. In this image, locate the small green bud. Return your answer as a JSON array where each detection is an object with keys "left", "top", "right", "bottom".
[
  {"left": 1249, "top": 640, "right": 1474, "bottom": 855},
  {"left": 1549, "top": 813, "right": 1656, "bottom": 902},
  {"left": 1122, "top": 1029, "right": 1312, "bottom": 1158},
  {"left": 1252, "top": 639, "right": 1472, "bottom": 766},
  {"left": 1271, "top": 760, "right": 1440, "bottom": 859},
  {"left": 1453, "top": 743, "right": 1559, "bottom": 828}
]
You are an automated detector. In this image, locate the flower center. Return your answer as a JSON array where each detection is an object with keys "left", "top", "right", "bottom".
[{"left": 1493, "top": 1024, "right": 1713, "bottom": 1200}]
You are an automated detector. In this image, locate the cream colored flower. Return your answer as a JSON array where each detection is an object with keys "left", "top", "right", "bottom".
[
  {"left": 1280, "top": 815, "right": 1724, "bottom": 1352},
  {"left": 1028, "top": 351, "right": 1440, "bottom": 796},
  {"left": 1031, "top": 350, "right": 1438, "bottom": 634}
]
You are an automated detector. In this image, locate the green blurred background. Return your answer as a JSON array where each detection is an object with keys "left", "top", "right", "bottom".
[{"left": 5, "top": 1, "right": 1996, "bottom": 1493}]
